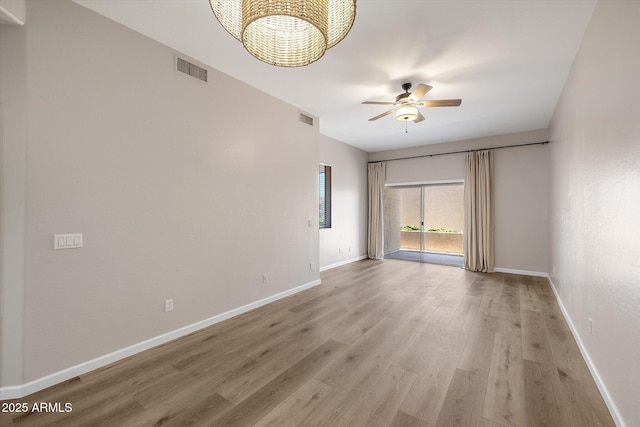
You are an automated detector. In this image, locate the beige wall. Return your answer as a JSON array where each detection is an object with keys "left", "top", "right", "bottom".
[
  {"left": 0, "top": 0, "right": 26, "bottom": 24},
  {"left": 548, "top": 1, "right": 640, "bottom": 426},
  {"left": 318, "top": 134, "right": 368, "bottom": 269},
  {"left": 371, "top": 129, "right": 549, "bottom": 274},
  {"left": 0, "top": 13, "right": 27, "bottom": 387},
  {"left": 1, "top": 0, "right": 320, "bottom": 386}
]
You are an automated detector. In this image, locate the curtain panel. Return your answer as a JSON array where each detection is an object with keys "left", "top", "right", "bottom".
[
  {"left": 367, "top": 162, "right": 386, "bottom": 259},
  {"left": 464, "top": 150, "right": 494, "bottom": 272}
]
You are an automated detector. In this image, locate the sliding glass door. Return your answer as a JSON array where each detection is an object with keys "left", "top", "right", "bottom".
[{"left": 383, "top": 183, "right": 464, "bottom": 266}]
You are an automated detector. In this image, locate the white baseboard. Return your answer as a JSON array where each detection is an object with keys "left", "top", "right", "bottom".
[
  {"left": 493, "top": 267, "right": 548, "bottom": 277},
  {"left": 319, "top": 254, "right": 367, "bottom": 272},
  {"left": 546, "top": 276, "right": 626, "bottom": 427},
  {"left": 0, "top": 278, "right": 322, "bottom": 401}
]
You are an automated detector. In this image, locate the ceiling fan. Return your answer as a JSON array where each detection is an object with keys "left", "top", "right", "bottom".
[{"left": 362, "top": 83, "right": 462, "bottom": 123}]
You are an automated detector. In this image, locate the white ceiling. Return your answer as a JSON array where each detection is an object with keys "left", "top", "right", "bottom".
[{"left": 74, "top": 0, "right": 595, "bottom": 153}]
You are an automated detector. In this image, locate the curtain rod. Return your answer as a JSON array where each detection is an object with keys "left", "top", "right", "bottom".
[{"left": 367, "top": 140, "right": 549, "bottom": 164}]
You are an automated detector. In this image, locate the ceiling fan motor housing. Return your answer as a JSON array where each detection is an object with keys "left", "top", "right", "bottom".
[
  {"left": 396, "top": 93, "right": 410, "bottom": 103},
  {"left": 396, "top": 83, "right": 413, "bottom": 103}
]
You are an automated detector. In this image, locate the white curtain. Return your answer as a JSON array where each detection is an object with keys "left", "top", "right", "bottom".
[
  {"left": 464, "top": 150, "right": 494, "bottom": 272},
  {"left": 367, "top": 162, "right": 386, "bottom": 259}
]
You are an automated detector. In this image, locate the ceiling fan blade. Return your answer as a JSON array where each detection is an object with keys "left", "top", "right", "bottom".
[
  {"left": 368, "top": 109, "right": 396, "bottom": 121},
  {"left": 362, "top": 101, "right": 396, "bottom": 105},
  {"left": 419, "top": 99, "right": 462, "bottom": 107},
  {"left": 414, "top": 110, "right": 425, "bottom": 123},
  {"left": 407, "top": 84, "right": 433, "bottom": 103}
]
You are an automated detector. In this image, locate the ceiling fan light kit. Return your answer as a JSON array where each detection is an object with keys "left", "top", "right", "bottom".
[
  {"left": 396, "top": 106, "right": 418, "bottom": 122},
  {"left": 209, "top": 0, "right": 356, "bottom": 67}
]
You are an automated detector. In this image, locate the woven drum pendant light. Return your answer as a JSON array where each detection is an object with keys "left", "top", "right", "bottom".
[{"left": 210, "top": 0, "right": 356, "bottom": 67}]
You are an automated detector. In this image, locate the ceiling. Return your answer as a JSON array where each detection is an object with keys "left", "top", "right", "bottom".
[{"left": 74, "top": 0, "right": 596, "bottom": 153}]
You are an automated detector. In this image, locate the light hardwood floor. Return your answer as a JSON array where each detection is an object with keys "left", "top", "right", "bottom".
[{"left": 0, "top": 260, "right": 614, "bottom": 426}]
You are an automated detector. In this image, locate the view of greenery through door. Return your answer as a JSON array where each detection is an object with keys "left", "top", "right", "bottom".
[{"left": 383, "top": 183, "right": 464, "bottom": 264}]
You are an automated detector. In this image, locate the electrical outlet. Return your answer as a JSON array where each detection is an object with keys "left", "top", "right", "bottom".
[
  {"left": 588, "top": 317, "right": 593, "bottom": 334},
  {"left": 309, "top": 262, "right": 314, "bottom": 271},
  {"left": 339, "top": 248, "right": 342, "bottom": 254},
  {"left": 262, "top": 274, "right": 269, "bottom": 284},
  {"left": 165, "top": 299, "right": 174, "bottom": 312}
]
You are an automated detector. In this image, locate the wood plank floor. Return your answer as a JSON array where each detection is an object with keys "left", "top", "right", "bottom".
[{"left": 0, "top": 260, "right": 614, "bottom": 426}]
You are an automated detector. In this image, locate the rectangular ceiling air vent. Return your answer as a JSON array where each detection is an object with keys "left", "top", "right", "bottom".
[
  {"left": 300, "top": 113, "right": 314, "bottom": 126},
  {"left": 176, "top": 57, "right": 208, "bottom": 83}
]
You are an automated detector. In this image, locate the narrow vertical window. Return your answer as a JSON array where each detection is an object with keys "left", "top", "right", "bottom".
[{"left": 319, "top": 164, "right": 332, "bottom": 229}]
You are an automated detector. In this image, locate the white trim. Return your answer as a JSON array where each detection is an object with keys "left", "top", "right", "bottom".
[
  {"left": 546, "top": 276, "right": 627, "bottom": 427},
  {"left": 0, "top": 278, "right": 321, "bottom": 400},
  {"left": 319, "top": 255, "right": 367, "bottom": 272},
  {"left": 493, "top": 267, "right": 548, "bottom": 277}
]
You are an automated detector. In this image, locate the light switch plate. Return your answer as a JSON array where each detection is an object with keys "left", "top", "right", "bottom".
[{"left": 54, "top": 233, "right": 83, "bottom": 249}]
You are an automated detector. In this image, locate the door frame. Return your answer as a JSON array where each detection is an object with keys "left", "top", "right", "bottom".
[{"left": 384, "top": 180, "right": 464, "bottom": 264}]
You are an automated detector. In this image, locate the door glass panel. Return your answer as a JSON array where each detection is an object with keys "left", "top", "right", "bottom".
[
  {"left": 384, "top": 187, "right": 422, "bottom": 261},
  {"left": 423, "top": 184, "right": 464, "bottom": 256}
]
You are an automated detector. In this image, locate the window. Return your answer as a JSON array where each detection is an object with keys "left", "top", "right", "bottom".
[{"left": 319, "top": 164, "right": 332, "bottom": 228}]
